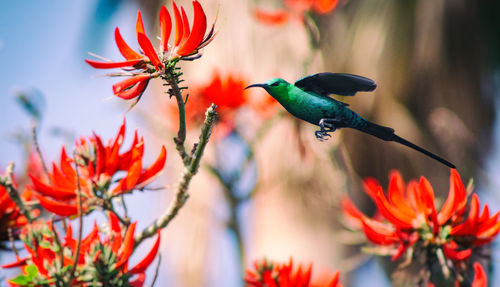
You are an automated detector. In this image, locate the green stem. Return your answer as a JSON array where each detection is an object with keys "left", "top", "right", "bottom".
[
  {"left": 0, "top": 163, "right": 33, "bottom": 223},
  {"left": 134, "top": 104, "right": 218, "bottom": 245}
]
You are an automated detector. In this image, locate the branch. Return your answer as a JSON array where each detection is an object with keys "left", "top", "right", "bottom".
[
  {"left": 134, "top": 104, "right": 217, "bottom": 245},
  {"left": 0, "top": 163, "right": 33, "bottom": 223},
  {"left": 32, "top": 125, "right": 51, "bottom": 183},
  {"left": 69, "top": 153, "right": 84, "bottom": 282},
  {"left": 164, "top": 66, "right": 189, "bottom": 165}
]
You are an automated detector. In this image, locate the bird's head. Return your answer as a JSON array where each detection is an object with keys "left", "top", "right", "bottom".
[{"left": 245, "top": 78, "right": 289, "bottom": 100}]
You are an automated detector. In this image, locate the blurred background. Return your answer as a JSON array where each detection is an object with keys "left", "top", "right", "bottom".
[{"left": 1, "top": 0, "right": 500, "bottom": 286}]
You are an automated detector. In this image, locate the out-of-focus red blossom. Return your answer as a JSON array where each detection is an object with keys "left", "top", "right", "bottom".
[
  {"left": 2, "top": 213, "right": 161, "bottom": 286},
  {"left": 253, "top": 0, "right": 339, "bottom": 25},
  {"left": 29, "top": 120, "right": 166, "bottom": 217},
  {"left": 165, "top": 72, "right": 251, "bottom": 137},
  {"left": 245, "top": 258, "right": 342, "bottom": 287},
  {"left": 85, "top": 0, "right": 216, "bottom": 101},
  {"left": 427, "top": 262, "right": 487, "bottom": 287},
  {"left": 342, "top": 169, "right": 500, "bottom": 262},
  {"left": 0, "top": 185, "right": 38, "bottom": 236}
]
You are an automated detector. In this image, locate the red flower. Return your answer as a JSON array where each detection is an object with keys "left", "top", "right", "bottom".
[
  {"left": 85, "top": 1, "right": 216, "bottom": 100},
  {"left": 0, "top": 186, "right": 37, "bottom": 237},
  {"left": 342, "top": 169, "right": 499, "bottom": 284},
  {"left": 29, "top": 120, "right": 166, "bottom": 217},
  {"left": 165, "top": 71, "right": 250, "bottom": 137},
  {"left": 2, "top": 214, "right": 161, "bottom": 286},
  {"left": 253, "top": 0, "right": 339, "bottom": 25},
  {"left": 245, "top": 258, "right": 342, "bottom": 287}
]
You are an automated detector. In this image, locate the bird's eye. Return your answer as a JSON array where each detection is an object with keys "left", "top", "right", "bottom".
[{"left": 269, "top": 82, "right": 280, "bottom": 87}]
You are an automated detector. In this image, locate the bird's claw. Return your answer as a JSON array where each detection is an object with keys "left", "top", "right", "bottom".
[
  {"left": 315, "top": 118, "right": 341, "bottom": 141},
  {"left": 315, "top": 130, "right": 331, "bottom": 141}
]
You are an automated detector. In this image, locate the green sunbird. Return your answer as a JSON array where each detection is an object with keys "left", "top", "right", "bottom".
[{"left": 246, "top": 72, "right": 455, "bottom": 168}]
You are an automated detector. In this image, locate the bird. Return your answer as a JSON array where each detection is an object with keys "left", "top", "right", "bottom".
[{"left": 245, "top": 72, "right": 455, "bottom": 168}]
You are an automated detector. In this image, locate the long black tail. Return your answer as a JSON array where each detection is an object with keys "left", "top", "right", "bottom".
[{"left": 359, "top": 120, "right": 456, "bottom": 168}]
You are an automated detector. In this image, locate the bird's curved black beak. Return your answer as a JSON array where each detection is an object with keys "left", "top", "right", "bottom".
[{"left": 245, "top": 83, "right": 268, "bottom": 90}]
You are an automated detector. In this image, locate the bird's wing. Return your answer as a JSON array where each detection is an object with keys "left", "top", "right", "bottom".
[{"left": 294, "top": 73, "right": 377, "bottom": 97}]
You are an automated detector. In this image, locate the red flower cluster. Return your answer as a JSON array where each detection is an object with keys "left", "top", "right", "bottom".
[
  {"left": 2, "top": 213, "right": 160, "bottom": 286},
  {"left": 245, "top": 258, "right": 342, "bottom": 287},
  {"left": 253, "top": 0, "right": 339, "bottom": 25},
  {"left": 342, "top": 169, "right": 498, "bottom": 284},
  {"left": 342, "top": 169, "right": 500, "bottom": 262},
  {"left": 29, "top": 120, "right": 166, "bottom": 217},
  {"left": 85, "top": 1, "right": 215, "bottom": 100}
]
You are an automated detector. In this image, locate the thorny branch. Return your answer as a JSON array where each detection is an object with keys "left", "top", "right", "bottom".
[
  {"left": 134, "top": 104, "right": 218, "bottom": 245},
  {"left": 163, "top": 65, "right": 190, "bottom": 166}
]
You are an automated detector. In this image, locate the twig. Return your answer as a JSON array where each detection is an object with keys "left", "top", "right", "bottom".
[
  {"left": 151, "top": 254, "right": 162, "bottom": 287},
  {"left": 32, "top": 125, "right": 51, "bottom": 183},
  {"left": 69, "top": 152, "right": 84, "bottom": 283},
  {"left": 120, "top": 194, "right": 130, "bottom": 223},
  {"left": 7, "top": 228, "right": 19, "bottom": 258},
  {"left": 164, "top": 66, "right": 189, "bottom": 165},
  {"left": 0, "top": 163, "right": 33, "bottom": 222},
  {"left": 50, "top": 219, "right": 65, "bottom": 270},
  {"left": 134, "top": 104, "right": 217, "bottom": 245}
]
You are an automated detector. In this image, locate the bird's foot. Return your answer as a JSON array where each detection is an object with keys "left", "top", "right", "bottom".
[{"left": 315, "top": 118, "right": 341, "bottom": 141}]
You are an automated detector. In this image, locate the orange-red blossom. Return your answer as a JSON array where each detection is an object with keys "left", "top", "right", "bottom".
[
  {"left": 254, "top": 0, "right": 339, "bottom": 26},
  {"left": 0, "top": 186, "right": 38, "bottom": 236},
  {"left": 245, "top": 258, "right": 342, "bottom": 287},
  {"left": 85, "top": 1, "right": 215, "bottom": 100},
  {"left": 2, "top": 213, "right": 161, "bottom": 286},
  {"left": 29, "top": 120, "right": 166, "bottom": 217},
  {"left": 342, "top": 169, "right": 500, "bottom": 263}
]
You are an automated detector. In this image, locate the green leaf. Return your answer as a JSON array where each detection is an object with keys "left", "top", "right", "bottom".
[
  {"left": 25, "top": 264, "right": 38, "bottom": 278},
  {"left": 9, "top": 274, "right": 32, "bottom": 286}
]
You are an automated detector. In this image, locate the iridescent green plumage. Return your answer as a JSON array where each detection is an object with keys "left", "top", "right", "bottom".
[{"left": 246, "top": 73, "right": 455, "bottom": 168}]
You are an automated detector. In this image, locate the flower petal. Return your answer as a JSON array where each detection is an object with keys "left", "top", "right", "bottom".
[
  {"left": 136, "top": 10, "right": 145, "bottom": 35},
  {"left": 85, "top": 59, "right": 143, "bottom": 69},
  {"left": 116, "top": 78, "right": 150, "bottom": 100},
  {"left": 129, "top": 230, "right": 161, "bottom": 274},
  {"left": 29, "top": 175, "right": 76, "bottom": 200},
  {"left": 472, "top": 262, "right": 487, "bottom": 287},
  {"left": 159, "top": 6, "right": 172, "bottom": 53},
  {"left": 34, "top": 194, "right": 78, "bottom": 216},
  {"left": 373, "top": 187, "right": 414, "bottom": 229},
  {"left": 438, "top": 169, "right": 467, "bottom": 224},
  {"left": 180, "top": 7, "right": 191, "bottom": 45},
  {"left": 172, "top": 1, "right": 184, "bottom": 46},
  {"left": 137, "top": 32, "right": 163, "bottom": 70},
  {"left": 113, "top": 74, "right": 151, "bottom": 95},
  {"left": 136, "top": 146, "right": 167, "bottom": 188},
  {"left": 1, "top": 257, "right": 28, "bottom": 269},
  {"left": 115, "top": 27, "right": 143, "bottom": 60},
  {"left": 116, "top": 222, "right": 137, "bottom": 269},
  {"left": 177, "top": 1, "right": 207, "bottom": 56}
]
